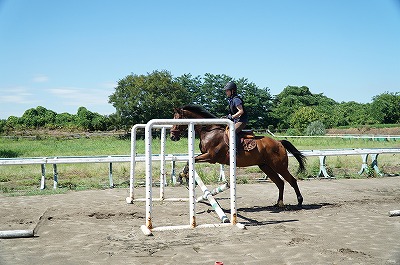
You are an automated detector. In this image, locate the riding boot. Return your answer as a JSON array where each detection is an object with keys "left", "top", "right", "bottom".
[{"left": 235, "top": 134, "right": 241, "bottom": 154}]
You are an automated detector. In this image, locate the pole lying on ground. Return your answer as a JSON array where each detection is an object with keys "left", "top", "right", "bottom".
[
  {"left": 389, "top": 210, "right": 400, "bottom": 217},
  {"left": 0, "top": 230, "right": 34, "bottom": 239},
  {"left": 195, "top": 171, "right": 229, "bottom": 223}
]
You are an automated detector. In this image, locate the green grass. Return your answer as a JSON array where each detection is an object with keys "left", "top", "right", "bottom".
[{"left": 0, "top": 134, "right": 399, "bottom": 195}]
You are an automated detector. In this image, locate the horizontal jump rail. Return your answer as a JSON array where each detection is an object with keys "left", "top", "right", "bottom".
[{"left": 0, "top": 154, "right": 193, "bottom": 165}]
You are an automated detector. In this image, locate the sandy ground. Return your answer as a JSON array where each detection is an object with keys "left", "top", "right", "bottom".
[{"left": 1, "top": 177, "right": 400, "bottom": 265}]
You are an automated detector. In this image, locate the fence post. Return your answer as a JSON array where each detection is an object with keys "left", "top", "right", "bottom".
[
  {"left": 40, "top": 163, "right": 46, "bottom": 190},
  {"left": 53, "top": 161, "right": 58, "bottom": 189},
  {"left": 108, "top": 158, "right": 114, "bottom": 188}
]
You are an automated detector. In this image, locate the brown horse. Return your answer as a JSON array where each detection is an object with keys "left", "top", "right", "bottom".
[{"left": 170, "top": 105, "right": 306, "bottom": 207}]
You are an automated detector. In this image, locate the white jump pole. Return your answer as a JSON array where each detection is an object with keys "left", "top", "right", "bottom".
[
  {"left": 389, "top": 210, "right": 400, "bottom": 217},
  {"left": 195, "top": 171, "right": 229, "bottom": 223},
  {"left": 188, "top": 122, "right": 196, "bottom": 227},
  {"left": 126, "top": 124, "right": 172, "bottom": 204},
  {"left": 159, "top": 126, "right": 167, "bottom": 200},
  {"left": 196, "top": 182, "right": 229, "bottom": 203},
  {"left": 144, "top": 121, "right": 153, "bottom": 230},
  {"left": 0, "top": 229, "right": 34, "bottom": 239},
  {"left": 127, "top": 124, "right": 144, "bottom": 203},
  {"left": 228, "top": 119, "right": 237, "bottom": 225}
]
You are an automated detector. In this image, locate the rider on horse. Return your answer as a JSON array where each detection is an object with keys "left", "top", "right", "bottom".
[{"left": 224, "top": 81, "right": 248, "bottom": 151}]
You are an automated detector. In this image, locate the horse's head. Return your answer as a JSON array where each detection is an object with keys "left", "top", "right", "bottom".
[
  {"left": 170, "top": 107, "right": 185, "bottom": 141},
  {"left": 170, "top": 105, "right": 216, "bottom": 141}
]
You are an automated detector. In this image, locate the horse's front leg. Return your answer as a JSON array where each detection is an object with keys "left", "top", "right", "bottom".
[
  {"left": 178, "top": 152, "right": 214, "bottom": 184},
  {"left": 194, "top": 152, "right": 214, "bottom": 163}
]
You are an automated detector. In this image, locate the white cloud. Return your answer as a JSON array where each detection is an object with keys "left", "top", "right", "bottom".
[
  {"left": 47, "top": 87, "right": 111, "bottom": 107},
  {"left": 100, "top": 82, "right": 118, "bottom": 89},
  {"left": 0, "top": 87, "right": 37, "bottom": 104},
  {"left": 32, "top": 74, "right": 49, "bottom": 83}
]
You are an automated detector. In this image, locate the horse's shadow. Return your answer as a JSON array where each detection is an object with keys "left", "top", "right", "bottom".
[
  {"left": 199, "top": 202, "right": 334, "bottom": 227},
  {"left": 239, "top": 202, "right": 333, "bottom": 213}
]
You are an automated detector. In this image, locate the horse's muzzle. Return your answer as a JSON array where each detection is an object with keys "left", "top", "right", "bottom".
[
  {"left": 170, "top": 129, "right": 181, "bottom": 141},
  {"left": 170, "top": 135, "right": 180, "bottom": 141}
]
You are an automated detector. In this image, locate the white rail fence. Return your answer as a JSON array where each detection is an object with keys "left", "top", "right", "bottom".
[{"left": 1, "top": 149, "right": 399, "bottom": 190}]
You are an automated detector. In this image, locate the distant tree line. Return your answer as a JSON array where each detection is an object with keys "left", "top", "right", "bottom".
[{"left": 1, "top": 70, "right": 399, "bottom": 135}]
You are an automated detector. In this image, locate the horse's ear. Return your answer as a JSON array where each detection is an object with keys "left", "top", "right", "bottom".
[{"left": 173, "top": 107, "right": 180, "bottom": 113}]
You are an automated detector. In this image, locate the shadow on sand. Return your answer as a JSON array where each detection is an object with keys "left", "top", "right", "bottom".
[{"left": 200, "top": 201, "right": 335, "bottom": 227}]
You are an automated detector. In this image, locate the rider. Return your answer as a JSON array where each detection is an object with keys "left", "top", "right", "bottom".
[{"left": 224, "top": 81, "right": 248, "bottom": 151}]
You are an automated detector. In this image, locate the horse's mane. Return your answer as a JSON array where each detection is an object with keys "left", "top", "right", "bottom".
[{"left": 182, "top": 105, "right": 217, "bottom": 118}]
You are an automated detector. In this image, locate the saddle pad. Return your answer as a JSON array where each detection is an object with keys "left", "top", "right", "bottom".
[{"left": 242, "top": 138, "right": 257, "bottom": 151}]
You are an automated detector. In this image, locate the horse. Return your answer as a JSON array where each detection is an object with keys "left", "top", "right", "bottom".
[{"left": 170, "top": 104, "right": 306, "bottom": 207}]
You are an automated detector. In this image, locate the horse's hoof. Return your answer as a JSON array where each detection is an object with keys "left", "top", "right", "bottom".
[
  {"left": 297, "top": 196, "right": 303, "bottom": 207},
  {"left": 275, "top": 200, "right": 285, "bottom": 208}
]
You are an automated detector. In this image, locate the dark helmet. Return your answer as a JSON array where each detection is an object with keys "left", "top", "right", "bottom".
[{"left": 224, "top": 81, "right": 237, "bottom": 91}]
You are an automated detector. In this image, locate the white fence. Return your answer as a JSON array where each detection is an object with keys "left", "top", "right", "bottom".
[{"left": 1, "top": 148, "right": 399, "bottom": 189}]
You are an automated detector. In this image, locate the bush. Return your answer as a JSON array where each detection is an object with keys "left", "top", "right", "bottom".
[
  {"left": 304, "top": 120, "right": 326, "bottom": 136},
  {"left": 285, "top": 128, "right": 302, "bottom": 136}
]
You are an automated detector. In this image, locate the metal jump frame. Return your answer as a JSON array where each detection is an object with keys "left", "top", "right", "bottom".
[{"left": 132, "top": 119, "right": 241, "bottom": 235}]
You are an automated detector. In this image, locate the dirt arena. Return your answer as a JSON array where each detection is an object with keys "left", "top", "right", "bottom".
[{"left": 1, "top": 176, "right": 399, "bottom": 265}]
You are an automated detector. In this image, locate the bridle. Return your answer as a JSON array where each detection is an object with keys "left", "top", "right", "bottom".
[{"left": 170, "top": 108, "right": 186, "bottom": 138}]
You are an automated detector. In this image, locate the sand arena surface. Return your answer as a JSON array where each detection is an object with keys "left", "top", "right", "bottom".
[{"left": 1, "top": 177, "right": 400, "bottom": 265}]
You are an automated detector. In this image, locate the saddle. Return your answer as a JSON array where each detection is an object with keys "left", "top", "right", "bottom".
[{"left": 224, "top": 127, "right": 257, "bottom": 152}]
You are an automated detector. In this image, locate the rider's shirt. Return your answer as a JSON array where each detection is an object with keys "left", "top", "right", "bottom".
[{"left": 228, "top": 95, "right": 248, "bottom": 123}]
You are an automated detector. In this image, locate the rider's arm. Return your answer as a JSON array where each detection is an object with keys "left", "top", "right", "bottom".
[{"left": 232, "top": 104, "right": 244, "bottom": 119}]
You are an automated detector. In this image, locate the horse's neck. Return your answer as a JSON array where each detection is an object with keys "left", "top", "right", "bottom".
[
  {"left": 199, "top": 125, "right": 224, "bottom": 145},
  {"left": 184, "top": 111, "right": 204, "bottom": 119}
]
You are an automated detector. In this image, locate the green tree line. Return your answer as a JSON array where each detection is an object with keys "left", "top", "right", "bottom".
[{"left": 1, "top": 70, "right": 399, "bottom": 135}]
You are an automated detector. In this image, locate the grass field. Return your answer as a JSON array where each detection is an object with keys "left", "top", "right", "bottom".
[{"left": 1, "top": 133, "right": 399, "bottom": 195}]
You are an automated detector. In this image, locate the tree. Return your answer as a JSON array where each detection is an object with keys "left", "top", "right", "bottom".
[
  {"left": 20, "top": 108, "right": 39, "bottom": 128},
  {"left": 20, "top": 106, "right": 57, "bottom": 129},
  {"left": 272, "top": 86, "right": 337, "bottom": 130},
  {"left": 370, "top": 92, "right": 400, "bottom": 124},
  {"left": 330, "top": 101, "right": 376, "bottom": 126},
  {"left": 76, "top": 107, "right": 94, "bottom": 130},
  {"left": 0, "top": 119, "right": 6, "bottom": 134},
  {"left": 92, "top": 114, "right": 110, "bottom": 131},
  {"left": 290, "top": 106, "right": 320, "bottom": 133},
  {"left": 55, "top": 112, "right": 77, "bottom": 129},
  {"left": 5, "top": 116, "right": 21, "bottom": 132},
  {"left": 109, "top": 70, "right": 190, "bottom": 130}
]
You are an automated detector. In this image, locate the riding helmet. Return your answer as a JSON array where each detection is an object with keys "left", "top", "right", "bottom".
[{"left": 224, "top": 81, "right": 237, "bottom": 91}]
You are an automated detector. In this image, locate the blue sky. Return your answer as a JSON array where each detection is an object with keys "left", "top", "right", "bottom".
[{"left": 0, "top": 0, "right": 399, "bottom": 119}]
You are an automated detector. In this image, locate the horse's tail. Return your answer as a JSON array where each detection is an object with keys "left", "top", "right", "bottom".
[{"left": 280, "top": 140, "right": 306, "bottom": 173}]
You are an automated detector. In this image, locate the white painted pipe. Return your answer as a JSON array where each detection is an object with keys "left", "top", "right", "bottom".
[
  {"left": 126, "top": 124, "right": 172, "bottom": 204},
  {"left": 196, "top": 183, "right": 229, "bottom": 203},
  {"left": 195, "top": 172, "right": 229, "bottom": 223},
  {"left": 141, "top": 118, "right": 237, "bottom": 234},
  {"left": 389, "top": 210, "right": 400, "bottom": 217},
  {"left": 159, "top": 126, "right": 167, "bottom": 200},
  {"left": 0, "top": 229, "right": 34, "bottom": 238},
  {"left": 188, "top": 122, "right": 197, "bottom": 227}
]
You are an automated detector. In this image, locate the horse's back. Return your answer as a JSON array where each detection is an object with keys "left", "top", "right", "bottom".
[{"left": 256, "top": 136, "right": 288, "bottom": 159}]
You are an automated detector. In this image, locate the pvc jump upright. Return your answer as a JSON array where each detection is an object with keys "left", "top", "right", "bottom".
[{"left": 137, "top": 118, "right": 243, "bottom": 235}]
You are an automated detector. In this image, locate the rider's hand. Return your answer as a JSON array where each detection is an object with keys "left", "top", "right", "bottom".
[{"left": 226, "top": 114, "right": 233, "bottom": 121}]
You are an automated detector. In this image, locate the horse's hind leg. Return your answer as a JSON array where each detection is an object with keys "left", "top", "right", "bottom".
[
  {"left": 279, "top": 169, "right": 303, "bottom": 207},
  {"left": 258, "top": 164, "right": 285, "bottom": 207}
]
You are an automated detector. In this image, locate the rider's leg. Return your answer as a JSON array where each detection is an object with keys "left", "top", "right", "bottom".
[{"left": 234, "top": 122, "right": 246, "bottom": 152}]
